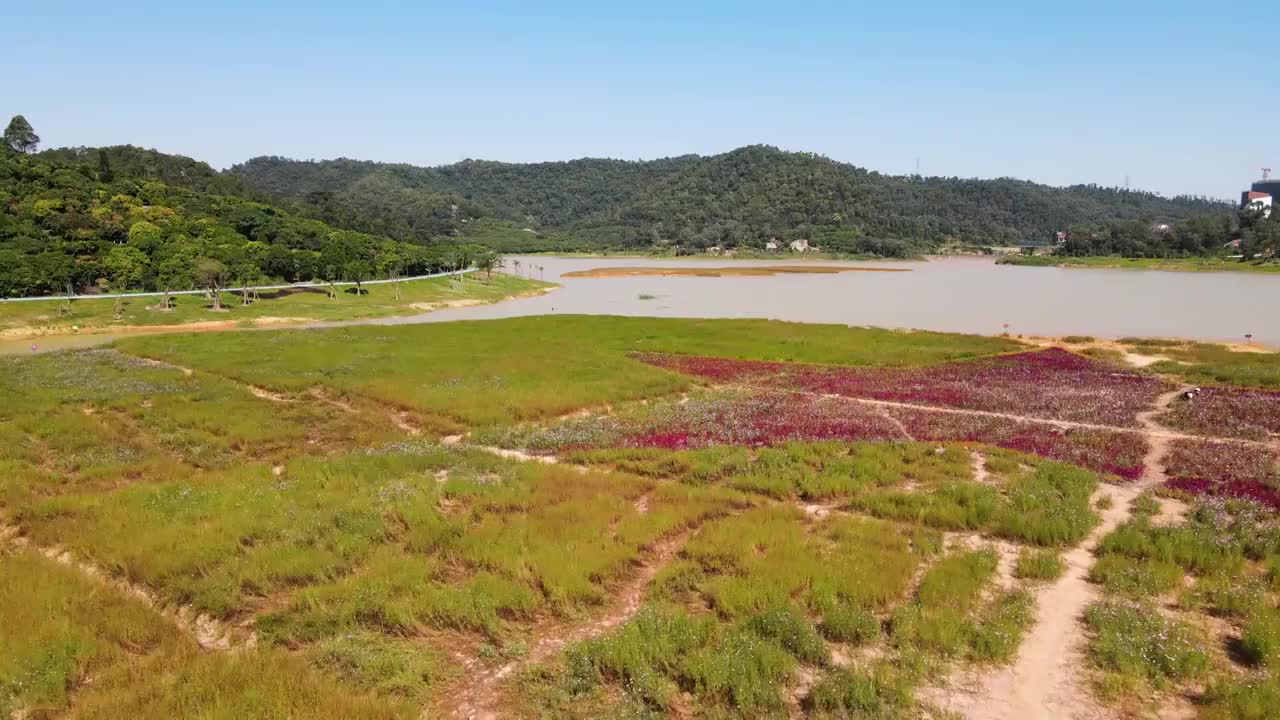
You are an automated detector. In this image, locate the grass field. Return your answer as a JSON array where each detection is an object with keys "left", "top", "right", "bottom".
[
  {"left": 2, "top": 315, "right": 1278, "bottom": 717},
  {"left": 0, "top": 272, "right": 551, "bottom": 338}
]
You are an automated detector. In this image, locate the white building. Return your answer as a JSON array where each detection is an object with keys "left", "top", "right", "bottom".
[
  {"left": 789, "top": 239, "right": 812, "bottom": 252},
  {"left": 1244, "top": 191, "right": 1273, "bottom": 218}
]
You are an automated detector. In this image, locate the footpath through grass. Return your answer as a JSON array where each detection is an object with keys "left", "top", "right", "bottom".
[{"left": 0, "top": 272, "right": 550, "bottom": 338}]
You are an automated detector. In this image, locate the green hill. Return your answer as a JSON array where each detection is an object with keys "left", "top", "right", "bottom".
[
  {"left": 0, "top": 148, "right": 489, "bottom": 298},
  {"left": 232, "top": 145, "right": 1231, "bottom": 251}
]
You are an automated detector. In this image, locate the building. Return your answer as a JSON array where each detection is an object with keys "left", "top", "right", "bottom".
[
  {"left": 765, "top": 240, "right": 779, "bottom": 251},
  {"left": 1241, "top": 173, "right": 1278, "bottom": 218},
  {"left": 789, "top": 239, "right": 812, "bottom": 252},
  {"left": 1243, "top": 191, "right": 1274, "bottom": 217}
]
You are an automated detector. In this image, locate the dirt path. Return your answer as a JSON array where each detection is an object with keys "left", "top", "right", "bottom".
[
  {"left": 971, "top": 450, "right": 992, "bottom": 485},
  {"left": 437, "top": 529, "right": 693, "bottom": 720},
  {"left": 878, "top": 406, "right": 916, "bottom": 441},
  {"left": 927, "top": 384, "right": 1190, "bottom": 720},
  {"left": 0, "top": 520, "right": 255, "bottom": 652}
]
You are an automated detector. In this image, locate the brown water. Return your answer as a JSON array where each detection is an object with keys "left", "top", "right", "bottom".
[
  {"left": 3, "top": 256, "right": 1277, "bottom": 355},
  {"left": 375, "top": 256, "right": 1280, "bottom": 345}
]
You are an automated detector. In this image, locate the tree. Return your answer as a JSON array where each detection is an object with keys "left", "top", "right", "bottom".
[
  {"left": 195, "top": 258, "right": 228, "bottom": 310},
  {"left": 474, "top": 250, "right": 500, "bottom": 281},
  {"left": 97, "top": 149, "right": 114, "bottom": 182},
  {"left": 103, "top": 245, "right": 149, "bottom": 291},
  {"left": 343, "top": 259, "right": 371, "bottom": 294},
  {"left": 3, "top": 115, "right": 39, "bottom": 154},
  {"left": 154, "top": 255, "right": 194, "bottom": 310},
  {"left": 127, "top": 221, "right": 164, "bottom": 254}
]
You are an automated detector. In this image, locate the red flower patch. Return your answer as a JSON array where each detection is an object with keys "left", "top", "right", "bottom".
[
  {"left": 636, "top": 348, "right": 1168, "bottom": 428},
  {"left": 886, "top": 406, "right": 1147, "bottom": 480},
  {"left": 1162, "top": 387, "right": 1280, "bottom": 441},
  {"left": 1163, "top": 439, "right": 1280, "bottom": 509}
]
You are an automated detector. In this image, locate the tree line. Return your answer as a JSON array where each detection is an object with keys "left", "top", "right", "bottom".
[
  {"left": 1055, "top": 208, "right": 1279, "bottom": 261},
  {"left": 233, "top": 144, "right": 1232, "bottom": 251},
  {"left": 0, "top": 116, "right": 498, "bottom": 299}
]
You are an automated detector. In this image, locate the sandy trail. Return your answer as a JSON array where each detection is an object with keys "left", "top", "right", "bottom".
[
  {"left": 927, "top": 384, "right": 1189, "bottom": 720},
  {"left": 0, "top": 520, "right": 255, "bottom": 651}
]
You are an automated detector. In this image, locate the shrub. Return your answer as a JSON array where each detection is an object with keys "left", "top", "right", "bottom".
[
  {"left": 888, "top": 606, "right": 974, "bottom": 658},
  {"left": 1201, "top": 676, "right": 1280, "bottom": 720},
  {"left": 1239, "top": 611, "right": 1280, "bottom": 667},
  {"left": 568, "top": 607, "right": 714, "bottom": 708},
  {"left": 970, "top": 590, "right": 1035, "bottom": 663},
  {"left": 819, "top": 605, "right": 881, "bottom": 646},
  {"left": 685, "top": 629, "right": 793, "bottom": 713},
  {"left": 1083, "top": 602, "right": 1208, "bottom": 688},
  {"left": 806, "top": 665, "right": 912, "bottom": 718},
  {"left": 1088, "top": 556, "right": 1184, "bottom": 598},
  {"left": 744, "top": 605, "right": 829, "bottom": 665},
  {"left": 916, "top": 550, "right": 998, "bottom": 612},
  {"left": 1015, "top": 549, "right": 1064, "bottom": 581}
]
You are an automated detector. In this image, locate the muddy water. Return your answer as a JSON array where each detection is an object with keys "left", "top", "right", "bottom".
[
  {"left": 3, "top": 256, "right": 1277, "bottom": 355},
  {"left": 374, "top": 256, "right": 1280, "bottom": 345}
]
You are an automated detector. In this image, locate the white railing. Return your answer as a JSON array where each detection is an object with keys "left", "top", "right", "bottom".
[{"left": 0, "top": 268, "right": 477, "bottom": 303}]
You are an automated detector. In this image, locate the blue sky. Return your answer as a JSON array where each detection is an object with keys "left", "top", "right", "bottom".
[{"left": 5, "top": 1, "right": 1274, "bottom": 199}]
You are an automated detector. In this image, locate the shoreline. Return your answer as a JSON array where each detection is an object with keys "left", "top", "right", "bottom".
[
  {"left": 997, "top": 255, "right": 1280, "bottom": 274},
  {"left": 0, "top": 285, "right": 558, "bottom": 346}
]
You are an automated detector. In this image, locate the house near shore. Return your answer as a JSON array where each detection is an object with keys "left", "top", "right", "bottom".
[
  {"left": 765, "top": 240, "right": 779, "bottom": 251},
  {"left": 789, "top": 239, "right": 812, "bottom": 252}
]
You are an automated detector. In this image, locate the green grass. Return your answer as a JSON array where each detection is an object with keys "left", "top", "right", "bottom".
[
  {"left": 1015, "top": 548, "right": 1064, "bottom": 581},
  {"left": 1084, "top": 601, "right": 1209, "bottom": 693},
  {"left": 115, "top": 316, "right": 1017, "bottom": 430},
  {"left": 1088, "top": 555, "right": 1184, "bottom": 598},
  {"left": 851, "top": 459, "right": 1099, "bottom": 546},
  {"left": 998, "top": 254, "right": 1280, "bottom": 274},
  {"left": 0, "top": 549, "right": 410, "bottom": 719},
  {"left": 0, "top": 272, "right": 551, "bottom": 336},
  {"left": 1147, "top": 343, "right": 1280, "bottom": 389},
  {"left": 888, "top": 549, "right": 1027, "bottom": 660},
  {"left": 806, "top": 664, "right": 914, "bottom": 718},
  {"left": 1239, "top": 610, "right": 1280, "bottom": 667},
  {"left": 1096, "top": 500, "right": 1280, "bottom": 577},
  {"left": 1201, "top": 676, "right": 1280, "bottom": 720},
  {"left": 22, "top": 443, "right": 733, "bottom": 627}
]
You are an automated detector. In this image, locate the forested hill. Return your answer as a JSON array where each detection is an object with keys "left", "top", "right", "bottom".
[
  {"left": 231, "top": 145, "right": 1230, "bottom": 252},
  {"left": 0, "top": 147, "right": 495, "bottom": 298}
]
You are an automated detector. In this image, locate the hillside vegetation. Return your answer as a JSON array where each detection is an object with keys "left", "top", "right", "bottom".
[
  {"left": 0, "top": 145, "right": 499, "bottom": 298},
  {"left": 232, "top": 145, "right": 1229, "bottom": 252}
]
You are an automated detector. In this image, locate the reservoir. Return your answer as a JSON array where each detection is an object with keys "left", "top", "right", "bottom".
[
  {"left": 378, "top": 256, "right": 1280, "bottom": 345},
  {"left": 3, "top": 256, "right": 1278, "bottom": 353}
]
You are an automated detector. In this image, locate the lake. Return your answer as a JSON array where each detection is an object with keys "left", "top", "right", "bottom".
[
  {"left": 3, "top": 256, "right": 1277, "bottom": 355},
  {"left": 370, "top": 256, "right": 1280, "bottom": 345}
]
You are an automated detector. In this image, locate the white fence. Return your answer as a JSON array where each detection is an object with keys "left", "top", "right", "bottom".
[{"left": 0, "top": 269, "right": 477, "bottom": 303}]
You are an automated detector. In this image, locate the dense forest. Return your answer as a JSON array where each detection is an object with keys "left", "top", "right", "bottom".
[
  {"left": 0, "top": 117, "right": 497, "bottom": 298},
  {"left": 233, "top": 145, "right": 1231, "bottom": 253},
  {"left": 2, "top": 112, "right": 1264, "bottom": 298}
]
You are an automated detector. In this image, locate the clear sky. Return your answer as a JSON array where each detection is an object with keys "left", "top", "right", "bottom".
[{"left": 6, "top": 1, "right": 1275, "bottom": 199}]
